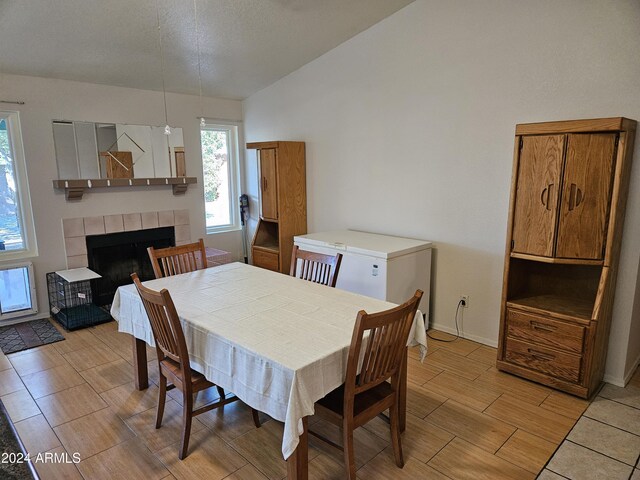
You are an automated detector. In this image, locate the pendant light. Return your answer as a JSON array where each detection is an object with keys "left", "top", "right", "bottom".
[
  {"left": 194, "top": 0, "right": 206, "bottom": 128},
  {"left": 155, "top": 0, "right": 171, "bottom": 135}
]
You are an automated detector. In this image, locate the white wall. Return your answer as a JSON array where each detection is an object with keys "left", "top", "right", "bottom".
[
  {"left": 243, "top": 0, "right": 640, "bottom": 383},
  {"left": 0, "top": 73, "right": 244, "bottom": 323}
]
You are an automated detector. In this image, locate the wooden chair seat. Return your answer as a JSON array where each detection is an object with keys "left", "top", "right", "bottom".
[
  {"left": 311, "top": 290, "right": 423, "bottom": 479},
  {"left": 158, "top": 358, "right": 213, "bottom": 394},
  {"left": 315, "top": 381, "right": 394, "bottom": 426}
]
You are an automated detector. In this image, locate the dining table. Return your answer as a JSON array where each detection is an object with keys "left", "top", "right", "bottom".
[{"left": 110, "top": 262, "right": 427, "bottom": 479}]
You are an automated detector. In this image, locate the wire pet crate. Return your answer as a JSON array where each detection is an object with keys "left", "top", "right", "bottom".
[{"left": 47, "top": 268, "right": 111, "bottom": 331}]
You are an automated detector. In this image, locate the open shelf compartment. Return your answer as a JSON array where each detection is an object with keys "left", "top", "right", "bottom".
[{"left": 506, "top": 258, "right": 601, "bottom": 322}]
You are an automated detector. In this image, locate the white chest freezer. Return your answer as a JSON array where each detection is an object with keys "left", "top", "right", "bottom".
[{"left": 294, "top": 230, "right": 432, "bottom": 320}]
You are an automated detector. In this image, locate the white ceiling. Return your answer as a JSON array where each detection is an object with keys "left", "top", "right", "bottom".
[{"left": 0, "top": 0, "right": 414, "bottom": 100}]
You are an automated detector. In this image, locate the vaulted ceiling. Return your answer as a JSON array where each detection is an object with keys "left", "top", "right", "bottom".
[{"left": 0, "top": 0, "right": 414, "bottom": 100}]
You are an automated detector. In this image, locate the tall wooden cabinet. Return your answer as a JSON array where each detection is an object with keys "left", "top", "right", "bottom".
[
  {"left": 248, "top": 141, "right": 307, "bottom": 274},
  {"left": 497, "top": 118, "right": 636, "bottom": 398}
]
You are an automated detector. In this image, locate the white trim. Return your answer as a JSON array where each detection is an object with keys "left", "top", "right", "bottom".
[
  {"left": 202, "top": 123, "right": 242, "bottom": 235},
  {"left": 604, "top": 350, "right": 640, "bottom": 387},
  {"left": 0, "top": 313, "right": 49, "bottom": 326},
  {"left": 624, "top": 351, "right": 640, "bottom": 385},
  {"left": 0, "top": 261, "right": 38, "bottom": 320},
  {"left": 603, "top": 373, "right": 626, "bottom": 388},
  {"left": 0, "top": 111, "right": 38, "bottom": 260},
  {"left": 428, "top": 321, "right": 499, "bottom": 348}
]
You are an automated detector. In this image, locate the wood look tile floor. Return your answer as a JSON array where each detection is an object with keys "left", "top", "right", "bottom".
[{"left": 0, "top": 321, "right": 620, "bottom": 479}]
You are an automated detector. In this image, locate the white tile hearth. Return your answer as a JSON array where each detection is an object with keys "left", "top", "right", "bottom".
[
  {"left": 141, "top": 212, "right": 159, "bottom": 230},
  {"left": 104, "top": 215, "right": 125, "bottom": 234},
  {"left": 84, "top": 216, "right": 106, "bottom": 236},
  {"left": 62, "top": 218, "right": 85, "bottom": 238},
  {"left": 64, "top": 236, "right": 87, "bottom": 257},
  {"left": 174, "top": 209, "right": 189, "bottom": 226},
  {"left": 175, "top": 225, "right": 190, "bottom": 245},
  {"left": 67, "top": 255, "right": 88, "bottom": 269},
  {"left": 158, "top": 211, "right": 174, "bottom": 227},
  {"left": 61, "top": 210, "right": 191, "bottom": 269},
  {"left": 123, "top": 213, "right": 142, "bottom": 232}
]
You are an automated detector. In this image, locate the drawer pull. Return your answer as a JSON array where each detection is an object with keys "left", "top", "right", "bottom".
[
  {"left": 530, "top": 321, "right": 556, "bottom": 333},
  {"left": 527, "top": 349, "right": 555, "bottom": 362}
]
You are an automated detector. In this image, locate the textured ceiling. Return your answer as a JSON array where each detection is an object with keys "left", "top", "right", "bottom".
[{"left": 0, "top": 0, "right": 413, "bottom": 100}]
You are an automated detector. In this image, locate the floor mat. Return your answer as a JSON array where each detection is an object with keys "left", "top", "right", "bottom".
[{"left": 0, "top": 319, "right": 65, "bottom": 355}]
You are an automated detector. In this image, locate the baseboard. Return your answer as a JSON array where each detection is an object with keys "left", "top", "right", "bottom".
[
  {"left": 429, "top": 322, "right": 498, "bottom": 348},
  {"left": 0, "top": 312, "right": 51, "bottom": 327},
  {"left": 602, "top": 373, "right": 625, "bottom": 387},
  {"left": 621, "top": 350, "right": 640, "bottom": 386},
  {"left": 602, "top": 351, "right": 640, "bottom": 387}
]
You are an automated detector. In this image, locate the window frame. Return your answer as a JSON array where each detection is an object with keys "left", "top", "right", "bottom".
[
  {"left": 201, "top": 121, "right": 242, "bottom": 235},
  {"left": 0, "top": 261, "right": 38, "bottom": 320},
  {"left": 0, "top": 111, "right": 37, "bottom": 260}
]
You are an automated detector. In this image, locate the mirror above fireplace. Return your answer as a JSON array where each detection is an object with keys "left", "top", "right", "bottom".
[
  {"left": 52, "top": 120, "right": 186, "bottom": 180},
  {"left": 51, "top": 120, "right": 196, "bottom": 200}
]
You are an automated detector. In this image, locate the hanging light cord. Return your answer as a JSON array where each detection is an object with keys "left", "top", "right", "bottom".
[
  {"left": 155, "top": 0, "right": 170, "bottom": 130},
  {"left": 194, "top": 0, "right": 205, "bottom": 126}
]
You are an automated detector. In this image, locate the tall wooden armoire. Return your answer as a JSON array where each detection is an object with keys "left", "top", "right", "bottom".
[
  {"left": 248, "top": 141, "right": 307, "bottom": 274},
  {"left": 497, "top": 118, "right": 636, "bottom": 398}
]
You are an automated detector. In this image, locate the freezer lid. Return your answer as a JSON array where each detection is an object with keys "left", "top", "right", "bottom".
[{"left": 294, "top": 230, "right": 432, "bottom": 259}]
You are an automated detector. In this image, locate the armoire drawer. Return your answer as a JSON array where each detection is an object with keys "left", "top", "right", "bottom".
[
  {"left": 252, "top": 248, "right": 280, "bottom": 272},
  {"left": 506, "top": 309, "right": 585, "bottom": 354},
  {"left": 504, "top": 337, "right": 581, "bottom": 383}
]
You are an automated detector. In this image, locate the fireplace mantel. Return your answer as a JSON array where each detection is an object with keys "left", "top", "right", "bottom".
[{"left": 53, "top": 176, "right": 197, "bottom": 200}]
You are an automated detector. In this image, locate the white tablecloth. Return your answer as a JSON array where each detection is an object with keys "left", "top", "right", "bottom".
[{"left": 111, "top": 262, "right": 426, "bottom": 459}]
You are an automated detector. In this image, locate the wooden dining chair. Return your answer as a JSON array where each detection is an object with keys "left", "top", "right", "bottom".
[
  {"left": 131, "top": 273, "right": 260, "bottom": 459},
  {"left": 147, "top": 239, "right": 231, "bottom": 400},
  {"left": 311, "top": 290, "right": 423, "bottom": 479},
  {"left": 147, "top": 238, "right": 208, "bottom": 279},
  {"left": 289, "top": 245, "right": 343, "bottom": 287}
]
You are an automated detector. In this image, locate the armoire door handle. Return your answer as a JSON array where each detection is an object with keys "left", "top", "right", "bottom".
[
  {"left": 568, "top": 183, "right": 583, "bottom": 211},
  {"left": 540, "top": 184, "right": 553, "bottom": 210},
  {"left": 262, "top": 177, "right": 267, "bottom": 191}
]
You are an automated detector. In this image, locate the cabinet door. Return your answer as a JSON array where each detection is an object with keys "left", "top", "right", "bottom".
[
  {"left": 556, "top": 134, "right": 617, "bottom": 260},
  {"left": 259, "top": 149, "right": 278, "bottom": 221},
  {"left": 511, "top": 135, "right": 565, "bottom": 257}
]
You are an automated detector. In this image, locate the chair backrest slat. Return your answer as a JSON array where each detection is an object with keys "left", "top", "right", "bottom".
[
  {"left": 148, "top": 239, "right": 208, "bottom": 279},
  {"left": 131, "top": 273, "right": 192, "bottom": 374},
  {"left": 290, "top": 246, "right": 343, "bottom": 287},
  {"left": 345, "top": 291, "right": 423, "bottom": 398}
]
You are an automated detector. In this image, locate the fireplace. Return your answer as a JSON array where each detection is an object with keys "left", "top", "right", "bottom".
[
  {"left": 61, "top": 209, "right": 192, "bottom": 304},
  {"left": 86, "top": 226, "right": 175, "bottom": 306}
]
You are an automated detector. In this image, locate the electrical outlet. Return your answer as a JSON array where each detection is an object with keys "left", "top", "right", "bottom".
[{"left": 459, "top": 295, "right": 469, "bottom": 307}]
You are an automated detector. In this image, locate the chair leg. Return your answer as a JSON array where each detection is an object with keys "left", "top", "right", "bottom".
[
  {"left": 179, "top": 390, "right": 194, "bottom": 460},
  {"left": 342, "top": 421, "right": 357, "bottom": 480},
  {"left": 216, "top": 385, "right": 226, "bottom": 401},
  {"left": 156, "top": 374, "right": 167, "bottom": 429},
  {"left": 251, "top": 408, "right": 261, "bottom": 428},
  {"left": 389, "top": 401, "right": 404, "bottom": 468}
]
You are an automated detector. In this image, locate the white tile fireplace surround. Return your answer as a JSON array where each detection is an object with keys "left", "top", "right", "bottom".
[{"left": 62, "top": 210, "right": 191, "bottom": 269}]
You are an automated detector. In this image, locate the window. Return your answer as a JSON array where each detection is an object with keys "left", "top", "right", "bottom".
[
  {"left": 0, "top": 111, "right": 36, "bottom": 259},
  {"left": 201, "top": 122, "right": 241, "bottom": 233},
  {"left": 0, "top": 262, "right": 37, "bottom": 319}
]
